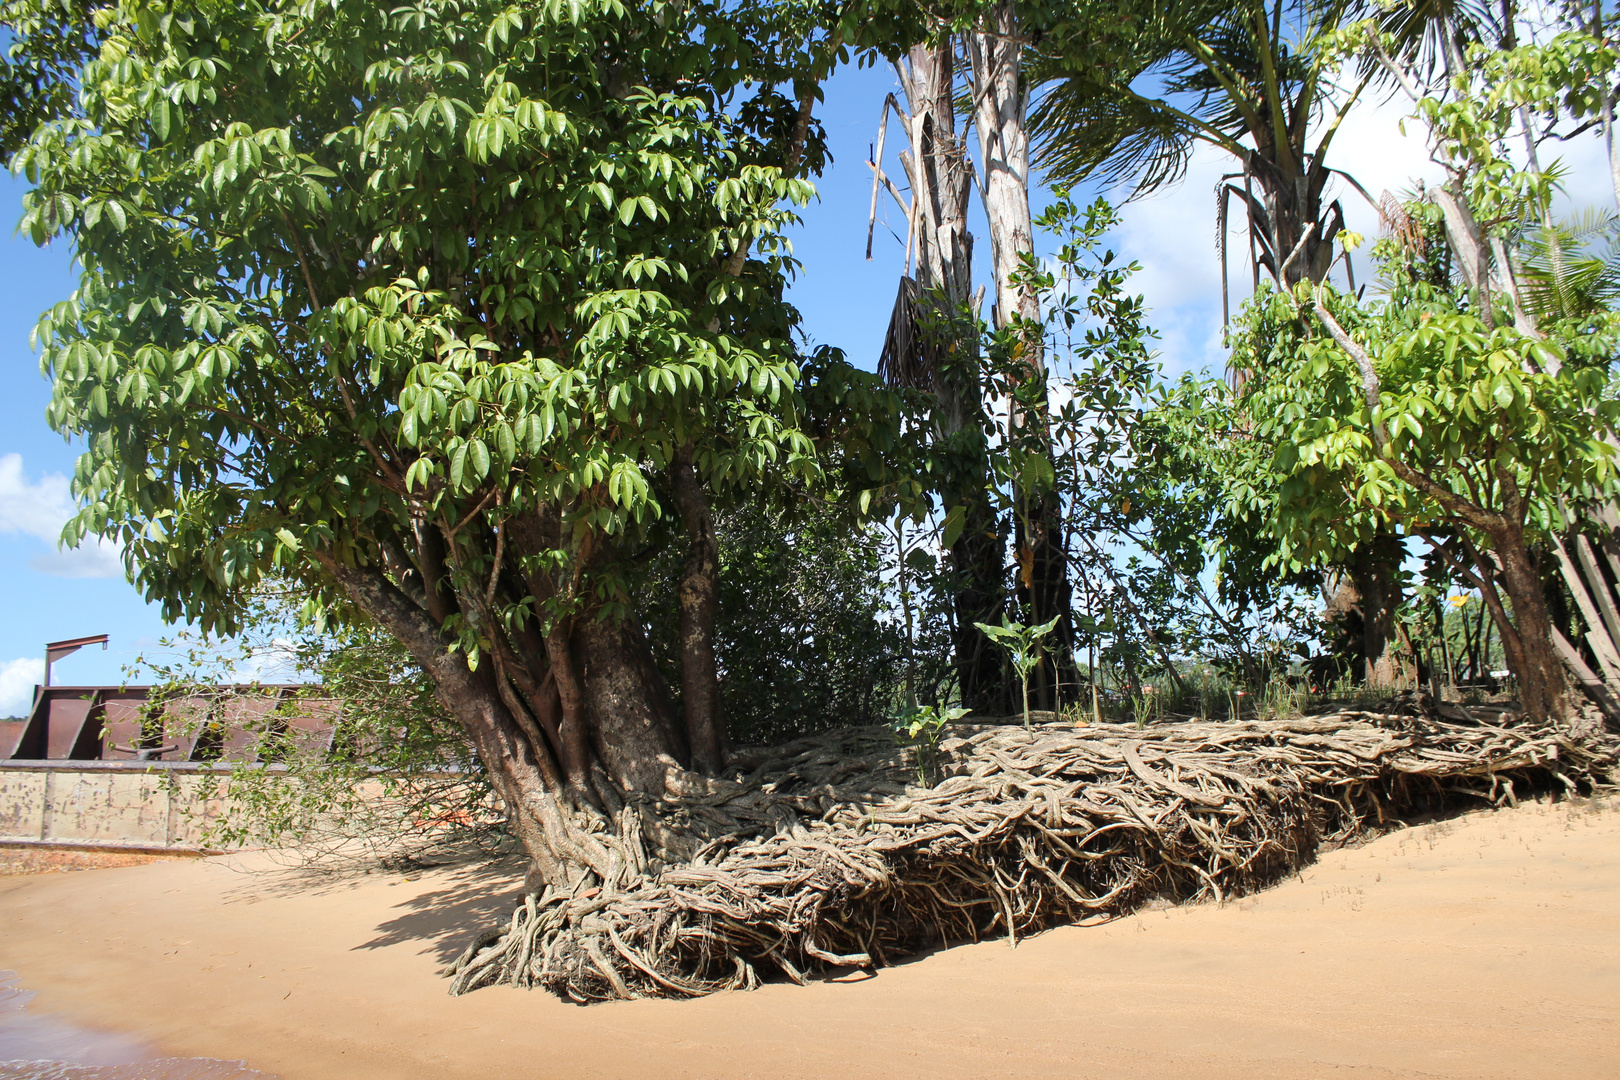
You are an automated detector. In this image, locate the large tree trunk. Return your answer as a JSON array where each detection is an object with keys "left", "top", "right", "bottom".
[
  {"left": 896, "top": 42, "right": 974, "bottom": 320},
  {"left": 1230, "top": 105, "right": 1399, "bottom": 689},
  {"left": 1480, "top": 535, "right": 1571, "bottom": 725},
  {"left": 967, "top": 4, "right": 1074, "bottom": 708},
  {"left": 574, "top": 613, "right": 687, "bottom": 794},
  {"left": 318, "top": 557, "right": 635, "bottom": 891},
  {"left": 883, "top": 40, "right": 1013, "bottom": 713},
  {"left": 315, "top": 500, "right": 702, "bottom": 896},
  {"left": 1351, "top": 534, "right": 1405, "bottom": 690},
  {"left": 671, "top": 446, "right": 725, "bottom": 773},
  {"left": 966, "top": 4, "right": 1038, "bottom": 336},
  {"left": 951, "top": 499, "right": 1013, "bottom": 713}
]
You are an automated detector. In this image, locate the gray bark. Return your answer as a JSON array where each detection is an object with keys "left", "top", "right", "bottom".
[
  {"left": 966, "top": 3, "right": 1039, "bottom": 336},
  {"left": 881, "top": 36, "right": 1013, "bottom": 714}
]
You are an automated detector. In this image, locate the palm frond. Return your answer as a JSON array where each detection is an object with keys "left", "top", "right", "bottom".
[
  {"left": 1027, "top": 75, "right": 1195, "bottom": 194},
  {"left": 1367, "top": 0, "right": 1505, "bottom": 87},
  {"left": 1516, "top": 209, "right": 1620, "bottom": 321},
  {"left": 1025, "top": 0, "right": 1332, "bottom": 197}
]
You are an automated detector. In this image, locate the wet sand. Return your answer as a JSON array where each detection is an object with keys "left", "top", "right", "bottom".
[{"left": 0, "top": 796, "right": 1616, "bottom": 1080}]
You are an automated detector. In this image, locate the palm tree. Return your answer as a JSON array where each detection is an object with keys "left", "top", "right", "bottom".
[
  {"left": 1028, "top": 0, "right": 1375, "bottom": 321},
  {"left": 870, "top": 38, "right": 1017, "bottom": 714}
]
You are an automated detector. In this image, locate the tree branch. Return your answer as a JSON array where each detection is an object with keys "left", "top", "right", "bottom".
[{"left": 1310, "top": 289, "right": 1504, "bottom": 532}]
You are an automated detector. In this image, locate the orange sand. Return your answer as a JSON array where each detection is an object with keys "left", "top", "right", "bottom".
[{"left": 1, "top": 796, "right": 1617, "bottom": 1080}]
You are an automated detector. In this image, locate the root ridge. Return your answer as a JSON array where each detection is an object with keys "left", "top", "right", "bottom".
[{"left": 446, "top": 711, "right": 1618, "bottom": 1000}]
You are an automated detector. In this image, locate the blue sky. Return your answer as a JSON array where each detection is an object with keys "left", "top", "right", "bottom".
[{"left": 0, "top": 54, "right": 1611, "bottom": 713}]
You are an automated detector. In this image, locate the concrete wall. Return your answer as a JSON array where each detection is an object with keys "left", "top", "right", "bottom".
[
  {"left": 0, "top": 761, "right": 235, "bottom": 853},
  {"left": 1, "top": 761, "right": 476, "bottom": 856}
]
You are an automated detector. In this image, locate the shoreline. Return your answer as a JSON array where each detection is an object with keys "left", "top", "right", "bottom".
[{"left": 0, "top": 796, "right": 1616, "bottom": 1079}]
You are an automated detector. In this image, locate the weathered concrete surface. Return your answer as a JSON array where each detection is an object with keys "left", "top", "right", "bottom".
[
  {"left": 0, "top": 845, "right": 189, "bottom": 876},
  {"left": 2, "top": 763, "right": 425, "bottom": 857},
  {"left": 0, "top": 770, "right": 47, "bottom": 840},
  {"left": 0, "top": 763, "right": 229, "bottom": 852}
]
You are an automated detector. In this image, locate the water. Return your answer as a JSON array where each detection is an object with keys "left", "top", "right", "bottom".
[{"left": 0, "top": 973, "right": 271, "bottom": 1080}]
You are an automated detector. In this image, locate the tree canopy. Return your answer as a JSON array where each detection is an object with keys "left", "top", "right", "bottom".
[{"left": 18, "top": 0, "right": 898, "bottom": 884}]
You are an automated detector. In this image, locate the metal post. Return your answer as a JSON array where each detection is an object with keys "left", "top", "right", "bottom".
[{"left": 44, "top": 634, "right": 110, "bottom": 688}]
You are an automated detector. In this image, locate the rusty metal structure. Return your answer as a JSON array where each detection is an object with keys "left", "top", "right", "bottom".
[{"left": 2, "top": 636, "right": 337, "bottom": 763}]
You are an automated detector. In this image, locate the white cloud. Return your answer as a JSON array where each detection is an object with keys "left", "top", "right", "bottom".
[
  {"left": 0, "top": 658, "right": 44, "bottom": 717},
  {"left": 1324, "top": 90, "right": 1447, "bottom": 234},
  {"left": 28, "top": 540, "right": 125, "bottom": 579},
  {"left": 230, "top": 638, "right": 301, "bottom": 684},
  {"left": 1547, "top": 132, "right": 1615, "bottom": 217},
  {"left": 0, "top": 453, "right": 77, "bottom": 543},
  {"left": 1111, "top": 142, "right": 1236, "bottom": 319},
  {"left": 0, "top": 453, "right": 123, "bottom": 579}
]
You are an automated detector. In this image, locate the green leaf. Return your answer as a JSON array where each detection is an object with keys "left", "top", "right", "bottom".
[
  {"left": 151, "top": 98, "right": 172, "bottom": 142},
  {"left": 941, "top": 504, "right": 966, "bottom": 549},
  {"left": 449, "top": 444, "right": 468, "bottom": 489}
]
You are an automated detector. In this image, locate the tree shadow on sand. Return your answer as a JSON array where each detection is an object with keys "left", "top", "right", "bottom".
[{"left": 352, "top": 855, "right": 527, "bottom": 965}]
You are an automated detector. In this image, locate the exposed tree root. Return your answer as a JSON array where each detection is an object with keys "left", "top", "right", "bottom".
[{"left": 444, "top": 710, "right": 1619, "bottom": 1001}]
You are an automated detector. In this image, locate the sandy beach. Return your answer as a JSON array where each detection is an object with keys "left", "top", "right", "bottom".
[{"left": 1, "top": 795, "right": 1616, "bottom": 1080}]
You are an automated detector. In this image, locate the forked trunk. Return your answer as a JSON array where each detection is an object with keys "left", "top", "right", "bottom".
[
  {"left": 318, "top": 513, "right": 692, "bottom": 895},
  {"left": 1239, "top": 164, "right": 1343, "bottom": 291},
  {"left": 882, "top": 39, "right": 1013, "bottom": 713}
]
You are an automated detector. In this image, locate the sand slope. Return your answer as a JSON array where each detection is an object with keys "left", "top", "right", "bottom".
[{"left": 0, "top": 796, "right": 1616, "bottom": 1080}]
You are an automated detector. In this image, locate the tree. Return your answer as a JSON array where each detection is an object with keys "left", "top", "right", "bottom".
[
  {"left": 867, "top": 30, "right": 1012, "bottom": 713},
  {"left": 962, "top": 0, "right": 1080, "bottom": 711},
  {"left": 1215, "top": 285, "right": 1415, "bottom": 687},
  {"left": 20, "top": 0, "right": 873, "bottom": 891},
  {"left": 647, "top": 499, "right": 911, "bottom": 747},
  {"left": 1135, "top": 370, "right": 1342, "bottom": 688},
  {"left": 1257, "top": 275, "right": 1620, "bottom": 725},
  {"left": 1030, "top": 0, "right": 1374, "bottom": 307},
  {"left": 1346, "top": 3, "right": 1620, "bottom": 719},
  {"left": 853, "top": 0, "right": 1077, "bottom": 715},
  {"left": 0, "top": 0, "right": 99, "bottom": 158},
  {"left": 1026, "top": 0, "right": 1432, "bottom": 689}
]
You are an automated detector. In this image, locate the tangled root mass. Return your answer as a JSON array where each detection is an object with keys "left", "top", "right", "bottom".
[{"left": 445, "top": 709, "right": 1618, "bottom": 1001}]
